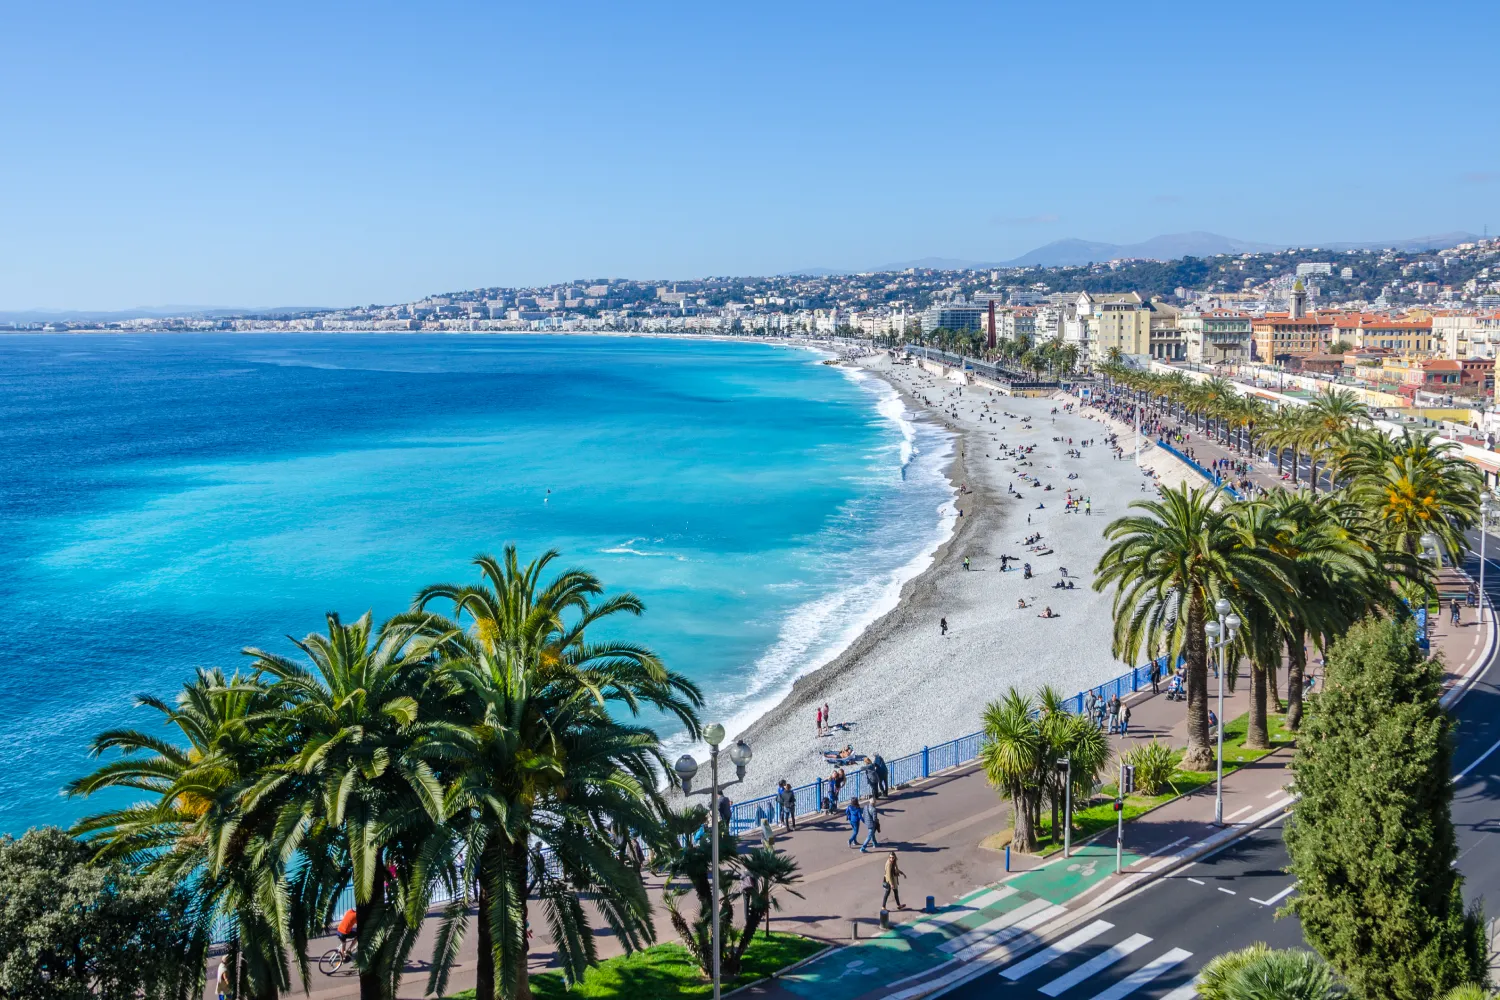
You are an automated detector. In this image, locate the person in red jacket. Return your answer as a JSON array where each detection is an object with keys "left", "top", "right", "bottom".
[{"left": 336, "top": 908, "right": 357, "bottom": 960}]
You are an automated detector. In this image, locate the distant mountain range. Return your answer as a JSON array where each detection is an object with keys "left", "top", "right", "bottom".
[{"left": 783, "top": 230, "right": 1484, "bottom": 275}]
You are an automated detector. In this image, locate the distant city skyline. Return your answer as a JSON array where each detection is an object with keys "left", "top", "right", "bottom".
[{"left": 3, "top": 1, "right": 1497, "bottom": 310}]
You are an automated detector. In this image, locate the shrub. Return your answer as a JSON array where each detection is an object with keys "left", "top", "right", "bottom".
[{"left": 1123, "top": 740, "right": 1175, "bottom": 795}]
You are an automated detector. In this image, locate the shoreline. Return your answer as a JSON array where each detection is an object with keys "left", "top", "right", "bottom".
[{"left": 728, "top": 354, "right": 1173, "bottom": 805}]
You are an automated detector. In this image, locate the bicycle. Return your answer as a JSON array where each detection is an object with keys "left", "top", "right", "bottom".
[{"left": 318, "top": 939, "right": 355, "bottom": 976}]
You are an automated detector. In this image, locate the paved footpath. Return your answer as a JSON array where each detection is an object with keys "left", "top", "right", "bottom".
[{"left": 735, "top": 597, "right": 1493, "bottom": 1000}]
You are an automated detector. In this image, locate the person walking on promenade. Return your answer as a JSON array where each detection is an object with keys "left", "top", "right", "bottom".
[
  {"left": 779, "top": 780, "right": 797, "bottom": 831},
  {"left": 883, "top": 852, "right": 907, "bottom": 911},
  {"left": 1106, "top": 694, "right": 1121, "bottom": 734},
  {"left": 1117, "top": 701, "right": 1131, "bottom": 737},
  {"left": 718, "top": 792, "right": 732, "bottom": 830},
  {"left": 873, "top": 753, "right": 889, "bottom": 797},
  {"left": 845, "top": 796, "right": 863, "bottom": 847},
  {"left": 1084, "top": 689, "right": 1100, "bottom": 726},
  {"left": 1452, "top": 597, "right": 1462, "bottom": 626},
  {"left": 860, "top": 799, "right": 881, "bottom": 852},
  {"left": 1149, "top": 661, "right": 1161, "bottom": 695}
]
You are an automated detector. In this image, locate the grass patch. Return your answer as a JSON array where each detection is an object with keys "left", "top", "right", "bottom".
[
  {"left": 445, "top": 933, "right": 823, "bottom": 999},
  {"left": 1023, "top": 711, "right": 1291, "bottom": 854}
]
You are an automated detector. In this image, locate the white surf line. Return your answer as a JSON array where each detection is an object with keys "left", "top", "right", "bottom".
[
  {"left": 1039, "top": 934, "right": 1152, "bottom": 996},
  {"left": 1224, "top": 804, "right": 1254, "bottom": 821},
  {"left": 947, "top": 903, "right": 1067, "bottom": 963},
  {"left": 1159, "top": 979, "right": 1204, "bottom": 999},
  {"left": 1084, "top": 947, "right": 1193, "bottom": 1000},
  {"left": 1250, "top": 883, "right": 1298, "bottom": 907},
  {"left": 999, "top": 920, "right": 1114, "bottom": 980},
  {"left": 937, "top": 897, "right": 1053, "bottom": 954}
]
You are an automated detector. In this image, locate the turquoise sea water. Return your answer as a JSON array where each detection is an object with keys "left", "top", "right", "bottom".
[{"left": 0, "top": 333, "right": 952, "bottom": 833}]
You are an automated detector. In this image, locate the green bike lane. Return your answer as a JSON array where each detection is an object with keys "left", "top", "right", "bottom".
[{"left": 777, "top": 845, "right": 1140, "bottom": 1000}]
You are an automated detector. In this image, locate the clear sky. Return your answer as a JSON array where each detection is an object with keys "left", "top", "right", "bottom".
[{"left": 4, "top": 0, "right": 1498, "bottom": 310}]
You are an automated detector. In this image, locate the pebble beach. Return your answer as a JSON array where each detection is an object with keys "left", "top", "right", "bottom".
[{"left": 732, "top": 353, "right": 1198, "bottom": 803}]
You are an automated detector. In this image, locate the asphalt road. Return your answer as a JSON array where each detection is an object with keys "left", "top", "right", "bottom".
[{"left": 936, "top": 539, "right": 1500, "bottom": 999}]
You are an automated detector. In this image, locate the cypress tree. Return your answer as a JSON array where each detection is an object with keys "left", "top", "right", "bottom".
[{"left": 1285, "top": 616, "right": 1487, "bottom": 998}]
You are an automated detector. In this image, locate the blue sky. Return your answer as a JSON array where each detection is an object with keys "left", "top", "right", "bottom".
[{"left": 3, "top": 0, "right": 1498, "bottom": 310}]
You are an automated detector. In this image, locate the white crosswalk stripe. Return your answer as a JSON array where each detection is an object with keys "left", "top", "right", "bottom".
[
  {"left": 902, "top": 886, "right": 1017, "bottom": 937},
  {"left": 999, "top": 919, "right": 1114, "bottom": 980},
  {"left": 1083, "top": 948, "right": 1192, "bottom": 1000},
  {"left": 946, "top": 902, "right": 1066, "bottom": 963},
  {"left": 939, "top": 898, "right": 1053, "bottom": 954},
  {"left": 1038, "top": 933, "right": 1151, "bottom": 996},
  {"left": 1158, "top": 982, "right": 1201, "bottom": 999}
]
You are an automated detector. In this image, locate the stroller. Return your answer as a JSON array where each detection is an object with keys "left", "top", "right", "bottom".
[{"left": 1164, "top": 673, "right": 1186, "bottom": 702}]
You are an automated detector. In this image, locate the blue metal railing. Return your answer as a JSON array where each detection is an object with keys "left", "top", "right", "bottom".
[
  {"left": 1156, "top": 440, "right": 1242, "bottom": 500},
  {"left": 728, "top": 653, "right": 1180, "bottom": 834}
]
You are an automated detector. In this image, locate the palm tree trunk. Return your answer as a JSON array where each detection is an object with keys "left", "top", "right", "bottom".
[
  {"left": 514, "top": 841, "right": 533, "bottom": 1000},
  {"left": 1266, "top": 655, "right": 1281, "bottom": 710},
  {"left": 1246, "top": 657, "right": 1270, "bottom": 750},
  {"left": 357, "top": 897, "right": 381, "bottom": 1000},
  {"left": 476, "top": 876, "right": 494, "bottom": 1000},
  {"left": 1011, "top": 792, "right": 1036, "bottom": 852},
  {"left": 1285, "top": 629, "right": 1309, "bottom": 731},
  {"left": 1290, "top": 445, "right": 1300, "bottom": 485},
  {"left": 1182, "top": 595, "right": 1215, "bottom": 770}
]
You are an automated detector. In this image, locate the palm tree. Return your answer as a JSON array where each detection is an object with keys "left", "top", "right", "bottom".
[
  {"left": 415, "top": 547, "right": 703, "bottom": 1000},
  {"left": 1341, "top": 428, "right": 1482, "bottom": 562},
  {"left": 68, "top": 670, "right": 288, "bottom": 1000},
  {"left": 1198, "top": 944, "right": 1344, "bottom": 1000},
  {"left": 246, "top": 612, "right": 455, "bottom": 1000},
  {"left": 1303, "top": 388, "right": 1368, "bottom": 493},
  {"left": 979, "top": 687, "right": 1109, "bottom": 850},
  {"left": 1095, "top": 484, "right": 1292, "bottom": 769}
]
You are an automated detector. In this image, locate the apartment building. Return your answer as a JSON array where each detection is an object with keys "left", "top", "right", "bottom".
[
  {"left": 1434, "top": 311, "right": 1500, "bottom": 359},
  {"left": 1181, "top": 309, "right": 1254, "bottom": 364},
  {"left": 1251, "top": 313, "right": 1335, "bottom": 361}
]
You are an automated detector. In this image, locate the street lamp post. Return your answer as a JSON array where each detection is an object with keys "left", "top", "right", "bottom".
[
  {"left": 1057, "top": 755, "right": 1073, "bottom": 857},
  {"left": 1204, "top": 598, "right": 1242, "bottom": 826},
  {"left": 1480, "top": 499, "right": 1493, "bottom": 625},
  {"left": 673, "top": 725, "right": 752, "bottom": 1000}
]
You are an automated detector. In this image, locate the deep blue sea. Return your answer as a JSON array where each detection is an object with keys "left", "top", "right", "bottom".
[{"left": 0, "top": 333, "right": 953, "bottom": 833}]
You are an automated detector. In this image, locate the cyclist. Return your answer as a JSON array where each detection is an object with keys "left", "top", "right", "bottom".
[{"left": 335, "top": 907, "right": 357, "bottom": 959}]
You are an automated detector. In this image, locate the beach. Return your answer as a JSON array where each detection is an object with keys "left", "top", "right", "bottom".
[{"left": 732, "top": 352, "right": 1198, "bottom": 802}]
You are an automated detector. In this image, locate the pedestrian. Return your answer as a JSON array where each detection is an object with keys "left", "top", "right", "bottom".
[
  {"left": 845, "top": 795, "right": 863, "bottom": 847},
  {"left": 873, "top": 753, "right": 889, "bottom": 797},
  {"left": 780, "top": 781, "right": 797, "bottom": 830},
  {"left": 1452, "top": 598, "right": 1462, "bottom": 626},
  {"left": 759, "top": 815, "right": 776, "bottom": 850},
  {"left": 1118, "top": 702, "right": 1131, "bottom": 737},
  {"left": 824, "top": 701, "right": 831, "bottom": 730},
  {"left": 1084, "top": 689, "right": 1099, "bottom": 723},
  {"left": 216, "top": 959, "right": 228, "bottom": 1000},
  {"left": 883, "top": 851, "right": 907, "bottom": 911},
  {"left": 861, "top": 798, "right": 881, "bottom": 851},
  {"left": 940, "top": 616, "right": 948, "bottom": 636},
  {"left": 1149, "top": 661, "right": 1161, "bottom": 695},
  {"left": 718, "top": 792, "right": 732, "bottom": 830},
  {"left": 963, "top": 556, "right": 970, "bottom": 571}
]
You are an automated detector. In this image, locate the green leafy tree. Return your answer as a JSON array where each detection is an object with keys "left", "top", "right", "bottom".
[
  {"left": 0, "top": 826, "right": 202, "bottom": 1000},
  {"left": 1095, "top": 484, "right": 1291, "bottom": 769},
  {"left": 1286, "top": 616, "right": 1488, "bottom": 998}
]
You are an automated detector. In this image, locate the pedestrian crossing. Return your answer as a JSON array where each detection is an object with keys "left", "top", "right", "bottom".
[{"left": 974, "top": 920, "right": 1199, "bottom": 999}]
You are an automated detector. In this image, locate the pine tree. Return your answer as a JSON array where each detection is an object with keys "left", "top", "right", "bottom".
[{"left": 1285, "top": 616, "right": 1488, "bottom": 999}]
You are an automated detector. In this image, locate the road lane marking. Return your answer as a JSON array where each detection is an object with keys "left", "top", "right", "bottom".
[
  {"left": 999, "top": 920, "right": 1113, "bottom": 981},
  {"left": 948, "top": 903, "right": 1066, "bottom": 963},
  {"left": 1039, "top": 934, "right": 1151, "bottom": 996},
  {"left": 1225, "top": 805, "right": 1254, "bottom": 821},
  {"left": 1187, "top": 878, "right": 1205, "bottom": 885},
  {"left": 1217, "top": 887, "right": 1236, "bottom": 895},
  {"left": 1084, "top": 948, "right": 1193, "bottom": 1000},
  {"left": 1249, "top": 883, "right": 1297, "bottom": 906},
  {"left": 1455, "top": 732, "right": 1500, "bottom": 781},
  {"left": 938, "top": 897, "right": 1052, "bottom": 954}
]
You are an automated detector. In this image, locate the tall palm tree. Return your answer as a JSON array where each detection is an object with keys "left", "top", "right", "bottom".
[
  {"left": 68, "top": 670, "right": 288, "bottom": 1000},
  {"left": 1095, "top": 484, "right": 1292, "bottom": 769},
  {"left": 246, "top": 612, "right": 456, "bottom": 1000},
  {"left": 415, "top": 547, "right": 703, "bottom": 1000},
  {"left": 1303, "top": 388, "right": 1369, "bottom": 493},
  {"left": 1341, "top": 429, "right": 1482, "bottom": 561}
]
